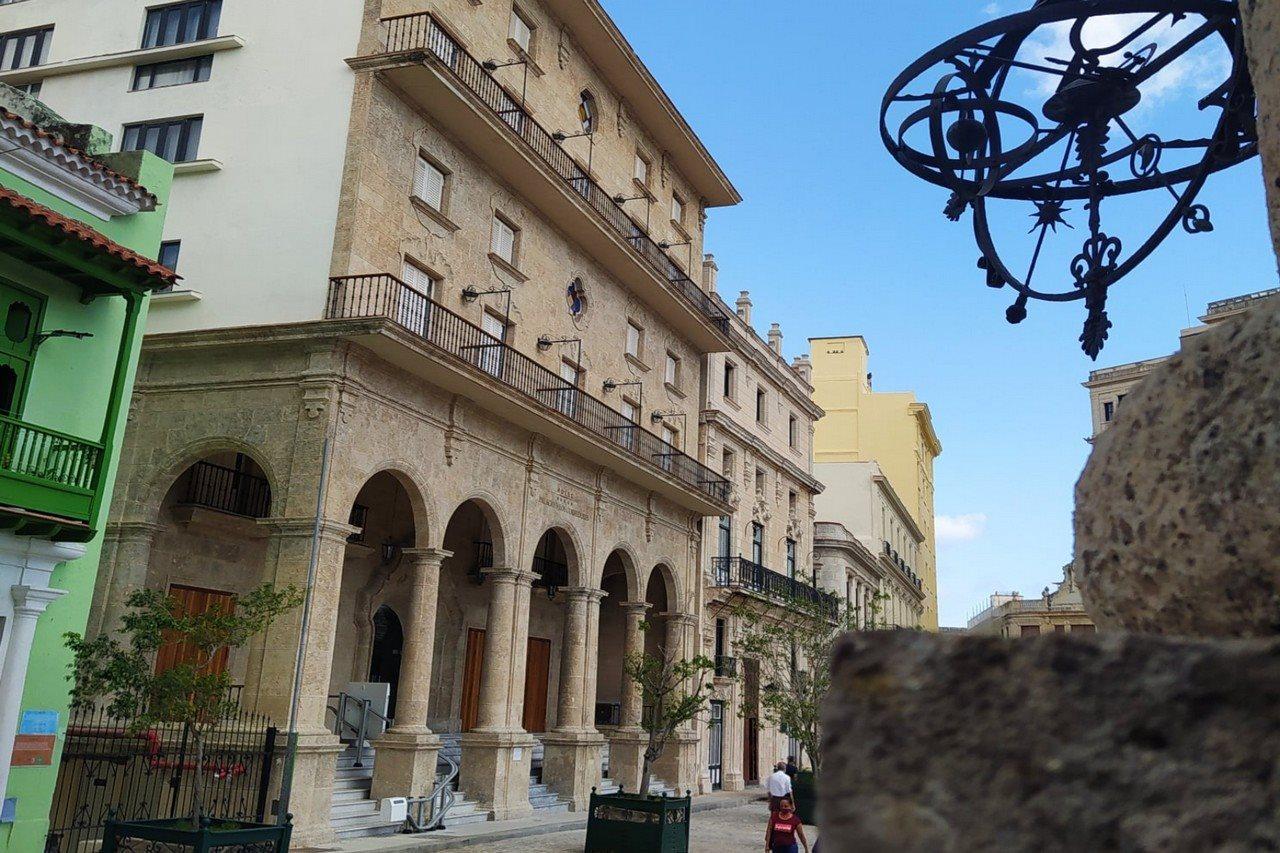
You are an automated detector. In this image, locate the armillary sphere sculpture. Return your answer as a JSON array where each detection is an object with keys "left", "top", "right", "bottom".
[{"left": 881, "top": 0, "right": 1257, "bottom": 357}]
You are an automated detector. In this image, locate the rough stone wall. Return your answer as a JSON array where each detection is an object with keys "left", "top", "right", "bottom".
[
  {"left": 823, "top": 631, "right": 1280, "bottom": 853},
  {"left": 1243, "top": 0, "right": 1280, "bottom": 261}
]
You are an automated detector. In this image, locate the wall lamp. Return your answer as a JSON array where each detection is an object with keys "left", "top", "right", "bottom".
[
  {"left": 537, "top": 335, "right": 582, "bottom": 368},
  {"left": 552, "top": 129, "right": 595, "bottom": 175},
  {"left": 658, "top": 239, "right": 691, "bottom": 250},
  {"left": 603, "top": 378, "right": 642, "bottom": 417},
  {"left": 613, "top": 193, "right": 649, "bottom": 205},
  {"left": 481, "top": 57, "right": 529, "bottom": 104},
  {"left": 650, "top": 410, "right": 687, "bottom": 427}
]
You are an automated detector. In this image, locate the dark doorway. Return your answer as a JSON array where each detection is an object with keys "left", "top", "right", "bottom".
[
  {"left": 368, "top": 605, "right": 404, "bottom": 719},
  {"left": 708, "top": 700, "right": 724, "bottom": 790},
  {"left": 522, "top": 637, "right": 551, "bottom": 733},
  {"left": 744, "top": 658, "right": 760, "bottom": 784}
]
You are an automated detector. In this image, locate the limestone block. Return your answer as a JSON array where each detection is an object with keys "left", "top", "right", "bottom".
[
  {"left": 820, "top": 631, "right": 1280, "bottom": 852},
  {"left": 1074, "top": 301, "right": 1280, "bottom": 636}
]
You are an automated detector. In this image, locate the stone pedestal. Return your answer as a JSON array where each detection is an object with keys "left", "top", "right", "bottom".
[
  {"left": 606, "top": 728, "right": 647, "bottom": 793},
  {"left": 370, "top": 729, "right": 442, "bottom": 800},
  {"left": 541, "top": 730, "right": 605, "bottom": 811},
  {"left": 284, "top": 730, "right": 345, "bottom": 849},
  {"left": 652, "top": 730, "right": 699, "bottom": 794},
  {"left": 459, "top": 730, "right": 536, "bottom": 820}
]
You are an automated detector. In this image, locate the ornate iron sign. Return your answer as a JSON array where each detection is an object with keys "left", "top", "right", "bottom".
[{"left": 881, "top": 0, "right": 1257, "bottom": 357}]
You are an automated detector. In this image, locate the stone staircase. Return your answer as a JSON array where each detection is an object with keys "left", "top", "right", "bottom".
[
  {"left": 598, "top": 741, "right": 673, "bottom": 797},
  {"left": 329, "top": 744, "right": 403, "bottom": 840}
]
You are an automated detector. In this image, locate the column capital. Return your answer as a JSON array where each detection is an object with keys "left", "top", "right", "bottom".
[
  {"left": 257, "top": 516, "right": 360, "bottom": 543},
  {"left": 11, "top": 584, "right": 67, "bottom": 616},
  {"left": 562, "top": 586, "right": 607, "bottom": 604},
  {"left": 619, "top": 601, "right": 653, "bottom": 615},
  {"left": 660, "top": 611, "right": 699, "bottom": 627},
  {"left": 482, "top": 566, "right": 536, "bottom": 586},
  {"left": 401, "top": 547, "right": 453, "bottom": 567}
]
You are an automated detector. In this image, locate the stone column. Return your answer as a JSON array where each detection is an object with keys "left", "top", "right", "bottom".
[
  {"left": 854, "top": 580, "right": 863, "bottom": 627},
  {"left": 606, "top": 601, "right": 651, "bottom": 792},
  {"left": 542, "top": 587, "right": 606, "bottom": 810},
  {"left": 460, "top": 566, "right": 536, "bottom": 820},
  {"left": 88, "top": 520, "right": 157, "bottom": 638},
  {"left": 252, "top": 517, "right": 355, "bottom": 848},
  {"left": 371, "top": 548, "right": 450, "bottom": 800},
  {"left": 653, "top": 612, "right": 700, "bottom": 793}
]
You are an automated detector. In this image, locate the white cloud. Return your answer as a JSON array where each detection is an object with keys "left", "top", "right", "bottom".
[
  {"left": 982, "top": 2, "right": 1001, "bottom": 17},
  {"left": 936, "top": 513, "right": 988, "bottom": 543}
]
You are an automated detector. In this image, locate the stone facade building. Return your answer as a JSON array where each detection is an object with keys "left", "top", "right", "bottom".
[
  {"left": 8, "top": 0, "right": 767, "bottom": 844},
  {"left": 965, "top": 564, "right": 1094, "bottom": 637},
  {"left": 695, "top": 282, "right": 828, "bottom": 791}
]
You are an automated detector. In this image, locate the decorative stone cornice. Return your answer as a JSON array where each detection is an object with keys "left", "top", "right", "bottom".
[{"left": 701, "top": 410, "right": 823, "bottom": 494}]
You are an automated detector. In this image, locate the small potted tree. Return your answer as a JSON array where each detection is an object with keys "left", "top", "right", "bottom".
[
  {"left": 65, "top": 582, "right": 302, "bottom": 852},
  {"left": 584, "top": 648, "right": 714, "bottom": 853}
]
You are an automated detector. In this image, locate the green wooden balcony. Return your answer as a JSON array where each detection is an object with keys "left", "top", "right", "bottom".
[{"left": 0, "top": 413, "right": 103, "bottom": 538}]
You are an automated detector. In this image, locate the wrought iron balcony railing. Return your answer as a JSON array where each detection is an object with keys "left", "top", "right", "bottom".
[
  {"left": 181, "top": 460, "right": 272, "bottom": 519},
  {"left": 325, "top": 274, "right": 731, "bottom": 505},
  {"left": 594, "top": 702, "right": 622, "bottom": 727},
  {"left": 711, "top": 556, "right": 839, "bottom": 621},
  {"left": 0, "top": 413, "right": 103, "bottom": 524},
  {"left": 714, "top": 654, "right": 737, "bottom": 678},
  {"left": 375, "top": 13, "right": 731, "bottom": 338}
]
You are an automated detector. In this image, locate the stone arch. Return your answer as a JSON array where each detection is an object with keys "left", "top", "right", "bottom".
[
  {"left": 597, "top": 542, "right": 642, "bottom": 599},
  {"left": 135, "top": 436, "right": 279, "bottom": 526},
  {"left": 335, "top": 462, "right": 434, "bottom": 549},
  {"left": 442, "top": 492, "right": 511, "bottom": 567},
  {"left": 528, "top": 520, "right": 586, "bottom": 589},
  {"left": 644, "top": 560, "right": 683, "bottom": 615}
]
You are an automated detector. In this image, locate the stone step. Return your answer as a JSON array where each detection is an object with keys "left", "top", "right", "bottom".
[
  {"left": 332, "top": 775, "right": 373, "bottom": 792},
  {"left": 332, "top": 787, "right": 371, "bottom": 804},
  {"left": 330, "top": 800, "right": 380, "bottom": 820},
  {"left": 334, "top": 765, "right": 374, "bottom": 781}
]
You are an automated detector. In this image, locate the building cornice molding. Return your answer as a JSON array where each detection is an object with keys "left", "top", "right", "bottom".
[
  {"left": 872, "top": 474, "right": 925, "bottom": 543},
  {"left": 701, "top": 410, "right": 823, "bottom": 494}
]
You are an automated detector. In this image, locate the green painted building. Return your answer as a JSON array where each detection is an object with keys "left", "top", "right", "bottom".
[{"left": 0, "top": 87, "right": 174, "bottom": 851}]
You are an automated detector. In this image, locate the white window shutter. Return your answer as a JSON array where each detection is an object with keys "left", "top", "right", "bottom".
[
  {"left": 402, "top": 261, "right": 434, "bottom": 297},
  {"left": 414, "top": 157, "right": 445, "bottom": 210},
  {"left": 492, "top": 217, "right": 515, "bottom": 263}
]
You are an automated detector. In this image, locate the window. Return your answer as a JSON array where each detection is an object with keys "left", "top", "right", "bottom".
[
  {"left": 413, "top": 154, "right": 448, "bottom": 212},
  {"left": 556, "top": 359, "right": 581, "bottom": 417},
  {"left": 13, "top": 81, "right": 41, "bottom": 98},
  {"left": 1020, "top": 624, "right": 1041, "bottom": 637},
  {"left": 121, "top": 116, "right": 203, "bottom": 163},
  {"left": 671, "top": 193, "right": 684, "bottom": 225},
  {"left": 717, "top": 515, "right": 731, "bottom": 560},
  {"left": 618, "top": 397, "right": 639, "bottom": 450},
  {"left": 508, "top": 6, "right": 534, "bottom": 54},
  {"left": 398, "top": 260, "right": 436, "bottom": 334},
  {"left": 788, "top": 414, "right": 798, "bottom": 448},
  {"left": 786, "top": 538, "right": 796, "bottom": 579},
  {"left": 625, "top": 321, "right": 643, "bottom": 359},
  {"left": 634, "top": 153, "right": 650, "bottom": 188},
  {"left": 478, "top": 311, "right": 507, "bottom": 377},
  {"left": 750, "top": 522, "right": 763, "bottom": 565},
  {"left": 132, "top": 55, "right": 212, "bottom": 90},
  {"left": 1071, "top": 623, "right": 1096, "bottom": 633},
  {"left": 490, "top": 214, "right": 518, "bottom": 266},
  {"left": 142, "top": 0, "right": 221, "bottom": 49},
  {"left": 721, "top": 448, "right": 734, "bottom": 476},
  {"left": 1054, "top": 624, "right": 1067, "bottom": 633},
  {"left": 660, "top": 424, "right": 678, "bottom": 470},
  {"left": 0, "top": 281, "right": 43, "bottom": 417},
  {"left": 1103, "top": 401, "right": 1115, "bottom": 422},
  {"left": 723, "top": 361, "right": 736, "bottom": 399},
  {"left": 754, "top": 468, "right": 765, "bottom": 494},
  {"left": 158, "top": 240, "right": 181, "bottom": 271},
  {"left": 578, "top": 90, "right": 597, "bottom": 134},
  {"left": 755, "top": 386, "right": 766, "bottom": 423},
  {"left": 0, "top": 26, "right": 52, "bottom": 71},
  {"left": 788, "top": 491, "right": 797, "bottom": 515},
  {"left": 664, "top": 352, "right": 679, "bottom": 387},
  {"left": 714, "top": 618, "right": 727, "bottom": 658}
]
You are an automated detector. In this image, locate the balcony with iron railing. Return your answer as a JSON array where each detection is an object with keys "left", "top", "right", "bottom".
[
  {"left": 710, "top": 556, "right": 839, "bottom": 622},
  {"left": 352, "top": 13, "right": 733, "bottom": 352},
  {"left": 179, "top": 460, "right": 272, "bottom": 519},
  {"left": 0, "top": 412, "right": 104, "bottom": 538},
  {"left": 714, "top": 654, "right": 737, "bottom": 679},
  {"left": 325, "top": 273, "right": 731, "bottom": 513}
]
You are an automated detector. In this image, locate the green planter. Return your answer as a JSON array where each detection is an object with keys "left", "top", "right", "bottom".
[
  {"left": 584, "top": 788, "right": 691, "bottom": 852},
  {"left": 792, "top": 770, "right": 817, "bottom": 826},
  {"left": 101, "top": 817, "right": 292, "bottom": 852}
]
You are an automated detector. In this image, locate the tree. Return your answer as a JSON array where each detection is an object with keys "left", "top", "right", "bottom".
[
  {"left": 730, "top": 578, "right": 881, "bottom": 774},
  {"left": 65, "top": 583, "right": 303, "bottom": 827},
  {"left": 623, "top": 642, "right": 715, "bottom": 797}
]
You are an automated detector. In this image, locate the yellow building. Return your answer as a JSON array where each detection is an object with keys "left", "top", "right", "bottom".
[{"left": 809, "top": 336, "right": 942, "bottom": 629}]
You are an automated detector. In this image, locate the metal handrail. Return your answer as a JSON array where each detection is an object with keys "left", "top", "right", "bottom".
[
  {"left": 373, "top": 12, "right": 732, "bottom": 337},
  {"left": 325, "top": 274, "right": 731, "bottom": 505},
  {"left": 405, "top": 752, "right": 458, "bottom": 832},
  {"left": 711, "top": 556, "right": 839, "bottom": 621},
  {"left": 181, "top": 459, "right": 271, "bottom": 518},
  {"left": 325, "top": 692, "right": 392, "bottom": 767}
]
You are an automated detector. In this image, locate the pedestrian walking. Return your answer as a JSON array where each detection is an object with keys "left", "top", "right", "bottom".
[
  {"left": 765, "top": 795, "right": 809, "bottom": 853},
  {"left": 785, "top": 755, "right": 799, "bottom": 779},
  {"left": 766, "top": 761, "right": 793, "bottom": 812}
]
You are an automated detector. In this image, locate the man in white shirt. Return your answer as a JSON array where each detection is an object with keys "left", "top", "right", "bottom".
[{"left": 766, "top": 761, "right": 793, "bottom": 812}]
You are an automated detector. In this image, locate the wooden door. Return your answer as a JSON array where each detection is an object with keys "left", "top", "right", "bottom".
[
  {"left": 154, "top": 585, "right": 235, "bottom": 676},
  {"left": 522, "top": 637, "right": 551, "bottom": 733},
  {"left": 460, "top": 628, "right": 485, "bottom": 732},
  {"left": 743, "top": 716, "right": 759, "bottom": 784}
]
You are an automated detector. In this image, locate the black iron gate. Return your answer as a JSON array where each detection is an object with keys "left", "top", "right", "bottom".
[
  {"left": 708, "top": 700, "right": 724, "bottom": 791},
  {"left": 44, "top": 701, "right": 278, "bottom": 852}
]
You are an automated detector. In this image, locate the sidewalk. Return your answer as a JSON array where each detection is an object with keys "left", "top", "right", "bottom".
[{"left": 322, "top": 790, "right": 763, "bottom": 852}]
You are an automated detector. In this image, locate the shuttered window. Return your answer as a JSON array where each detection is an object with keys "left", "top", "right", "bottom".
[
  {"left": 401, "top": 260, "right": 435, "bottom": 298},
  {"left": 491, "top": 215, "right": 517, "bottom": 265},
  {"left": 634, "top": 154, "right": 649, "bottom": 186},
  {"left": 413, "top": 155, "right": 447, "bottom": 211},
  {"left": 508, "top": 8, "right": 533, "bottom": 53},
  {"left": 625, "top": 322, "right": 642, "bottom": 358}
]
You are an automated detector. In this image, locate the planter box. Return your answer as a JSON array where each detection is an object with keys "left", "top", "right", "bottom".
[
  {"left": 792, "top": 770, "right": 817, "bottom": 826},
  {"left": 101, "top": 817, "right": 292, "bottom": 852},
  {"left": 585, "top": 789, "right": 691, "bottom": 853}
]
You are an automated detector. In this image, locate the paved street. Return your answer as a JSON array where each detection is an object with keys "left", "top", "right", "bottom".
[{"left": 446, "top": 802, "right": 819, "bottom": 852}]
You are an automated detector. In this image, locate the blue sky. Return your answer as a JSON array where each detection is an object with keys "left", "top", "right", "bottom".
[{"left": 603, "top": 0, "right": 1278, "bottom": 626}]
